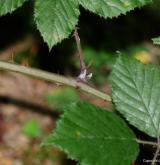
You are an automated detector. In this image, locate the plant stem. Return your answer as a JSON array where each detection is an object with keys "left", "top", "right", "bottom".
[
  {"left": 73, "top": 27, "right": 92, "bottom": 82},
  {"left": 136, "top": 139, "right": 157, "bottom": 146},
  {"left": 0, "top": 61, "right": 111, "bottom": 102},
  {"left": 73, "top": 27, "right": 86, "bottom": 72},
  {"left": 151, "top": 137, "right": 160, "bottom": 165}
]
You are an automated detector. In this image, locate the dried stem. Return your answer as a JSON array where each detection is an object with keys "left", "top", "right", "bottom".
[
  {"left": 73, "top": 27, "right": 86, "bottom": 71},
  {"left": 73, "top": 27, "right": 92, "bottom": 82}
]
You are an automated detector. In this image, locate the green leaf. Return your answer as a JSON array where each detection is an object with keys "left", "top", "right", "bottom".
[
  {"left": 110, "top": 56, "right": 160, "bottom": 137},
  {"left": 34, "top": 0, "right": 152, "bottom": 49},
  {"left": 152, "top": 37, "right": 160, "bottom": 45},
  {"left": 34, "top": 0, "right": 80, "bottom": 50},
  {"left": 78, "top": 0, "right": 152, "bottom": 18},
  {"left": 43, "top": 102, "right": 139, "bottom": 165},
  {"left": 0, "top": 0, "right": 28, "bottom": 16},
  {"left": 23, "top": 119, "right": 42, "bottom": 138}
]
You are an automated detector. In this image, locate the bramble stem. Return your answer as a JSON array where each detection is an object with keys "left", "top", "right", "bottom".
[
  {"left": 73, "top": 27, "right": 92, "bottom": 82},
  {"left": 0, "top": 61, "right": 111, "bottom": 102},
  {"left": 136, "top": 139, "right": 157, "bottom": 146},
  {"left": 73, "top": 27, "right": 86, "bottom": 72},
  {"left": 151, "top": 137, "right": 160, "bottom": 165}
]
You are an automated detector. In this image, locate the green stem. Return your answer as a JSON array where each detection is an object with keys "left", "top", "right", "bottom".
[{"left": 0, "top": 61, "right": 111, "bottom": 102}]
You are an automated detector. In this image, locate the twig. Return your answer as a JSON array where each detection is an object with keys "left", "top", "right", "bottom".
[
  {"left": 0, "top": 61, "right": 111, "bottom": 102},
  {"left": 73, "top": 27, "right": 92, "bottom": 82},
  {"left": 151, "top": 137, "right": 160, "bottom": 165},
  {"left": 136, "top": 139, "right": 157, "bottom": 146},
  {"left": 151, "top": 146, "right": 160, "bottom": 165},
  {"left": 136, "top": 138, "right": 160, "bottom": 165},
  {"left": 73, "top": 27, "right": 86, "bottom": 71}
]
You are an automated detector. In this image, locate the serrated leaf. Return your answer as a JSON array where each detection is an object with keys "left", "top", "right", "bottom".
[
  {"left": 0, "top": 0, "right": 28, "bottom": 16},
  {"left": 110, "top": 56, "right": 160, "bottom": 137},
  {"left": 43, "top": 102, "right": 139, "bottom": 165},
  {"left": 78, "top": 0, "right": 152, "bottom": 18},
  {"left": 34, "top": 0, "right": 80, "bottom": 49},
  {"left": 152, "top": 37, "right": 160, "bottom": 45},
  {"left": 34, "top": 0, "right": 152, "bottom": 49}
]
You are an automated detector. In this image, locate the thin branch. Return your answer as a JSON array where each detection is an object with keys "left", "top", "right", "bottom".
[
  {"left": 0, "top": 61, "right": 111, "bottom": 102},
  {"left": 151, "top": 146, "right": 160, "bottom": 165},
  {"left": 136, "top": 139, "right": 158, "bottom": 146},
  {"left": 73, "top": 27, "right": 86, "bottom": 71},
  {"left": 151, "top": 137, "right": 160, "bottom": 165},
  {"left": 73, "top": 27, "right": 92, "bottom": 82}
]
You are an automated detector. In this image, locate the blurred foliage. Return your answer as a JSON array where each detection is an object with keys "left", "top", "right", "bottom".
[
  {"left": 23, "top": 119, "right": 42, "bottom": 138},
  {"left": 147, "top": 0, "right": 160, "bottom": 17},
  {"left": 152, "top": 36, "right": 160, "bottom": 45},
  {"left": 76, "top": 45, "right": 152, "bottom": 84},
  {"left": 122, "top": 44, "right": 152, "bottom": 64},
  {"left": 23, "top": 146, "right": 62, "bottom": 165},
  {"left": 83, "top": 47, "right": 116, "bottom": 69},
  {"left": 23, "top": 145, "right": 76, "bottom": 165},
  {"left": 46, "top": 87, "right": 80, "bottom": 111},
  {"left": 134, "top": 51, "right": 151, "bottom": 64},
  {"left": 14, "top": 50, "right": 37, "bottom": 66}
]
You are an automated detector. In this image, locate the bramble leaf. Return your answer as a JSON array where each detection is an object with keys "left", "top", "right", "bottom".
[
  {"left": 43, "top": 102, "right": 139, "bottom": 165},
  {"left": 78, "top": 0, "right": 152, "bottom": 18},
  {"left": 0, "top": 0, "right": 28, "bottom": 16},
  {"left": 34, "top": 0, "right": 152, "bottom": 49},
  {"left": 34, "top": 0, "right": 80, "bottom": 50},
  {"left": 110, "top": 56, "right": 160, "bottom": 137}
]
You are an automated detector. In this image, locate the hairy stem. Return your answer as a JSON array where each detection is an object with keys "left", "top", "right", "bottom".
[{"left": 0, "top": 61, "right": 111, "bottom": 102}]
